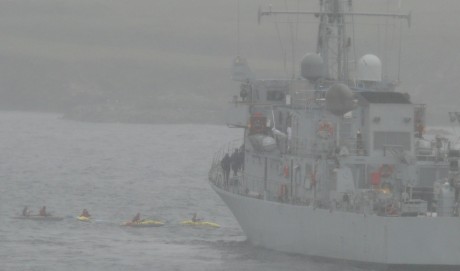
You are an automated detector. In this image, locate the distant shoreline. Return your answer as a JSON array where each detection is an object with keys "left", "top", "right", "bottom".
[{"left": 0, "top": 108, "right": 224, "bottom": 125}]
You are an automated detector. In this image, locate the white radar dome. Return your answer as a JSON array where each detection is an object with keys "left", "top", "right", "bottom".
[{"left": 357, "top": 54, "right": 382, "bottom": 82}]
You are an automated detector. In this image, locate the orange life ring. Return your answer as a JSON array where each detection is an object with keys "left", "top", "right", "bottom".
[
  {"left": 317, "top": 121, "right": 334, "bottom": 138},
  {"left": 379, "top": 164, "right": 394, "bottom": 178}
]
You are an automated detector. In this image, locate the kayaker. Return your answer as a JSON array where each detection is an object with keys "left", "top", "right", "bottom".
[
  {"left": 191, "top": 213, "right": 202, "bottom": 222},
  {"left": 132, "top": 213, "right": 141, "bottom": 223},
  {"left": 80, "top": 209, "right": 91, "bottom": 218},
  {"left": 22, "top": 206, "right": 31, "bottom": 217},
  {"left": 39, "top": 206, "right": 48, "bottom": 216}
]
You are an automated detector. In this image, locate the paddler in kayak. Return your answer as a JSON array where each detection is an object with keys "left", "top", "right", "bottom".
[
  {"left": 22, "top": 206, "right": 31, "bottom": 217},
  {"left": 132, "top": 213, "right": 141, "bottom": 223},
  {"left": 80, "top": 209, "right": 91, "bottom": 218},
  {"left": 191, "top": 213, "right": 203, "bottom": 223},
  {"left": 39, "top": 206, "right": 48, "bottom": 216}
]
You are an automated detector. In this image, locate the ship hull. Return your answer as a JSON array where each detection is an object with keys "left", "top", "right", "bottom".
[{"left": 212, "top": 184, "right": 460, "bottom": 267}]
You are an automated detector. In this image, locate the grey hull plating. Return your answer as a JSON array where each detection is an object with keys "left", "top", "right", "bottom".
[{"left": 212, "top": 184, "right": 460, "bottom": 266}]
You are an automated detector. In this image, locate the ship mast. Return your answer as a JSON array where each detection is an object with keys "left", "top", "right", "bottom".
[
  {"left": 317, "top": 0, "right": 349, "bottom": 82},
  {"left": 258, "top": 0, "right": 410, "bottom": 84}
]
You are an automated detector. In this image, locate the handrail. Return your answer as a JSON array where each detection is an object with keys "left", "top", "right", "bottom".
[{"left": 211, "top": 139, "right": 243, "bottom": 167}]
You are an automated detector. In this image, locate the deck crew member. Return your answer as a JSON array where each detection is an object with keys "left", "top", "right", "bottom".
[{"left": 221, "top": 153, "right": 231, "bottom": 186}]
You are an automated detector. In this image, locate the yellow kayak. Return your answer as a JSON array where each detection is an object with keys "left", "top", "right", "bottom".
[
  {"left": 180, "top": 220, "right": 220, "bottom": 228},
  {"left": 77, "top": 216, "right": 91, "bottom": 222},
  {"left": 122, "top": 219, "right": 165, "bottom": 227}
]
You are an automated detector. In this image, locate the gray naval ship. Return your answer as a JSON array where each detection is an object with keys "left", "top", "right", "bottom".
[{"left": 209, "top": 0, "right": 460, "bottom": 268}]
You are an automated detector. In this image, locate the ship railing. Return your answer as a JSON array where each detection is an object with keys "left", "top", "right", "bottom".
[
  {"left": 287, "top": 136, "right": 369, "bottom": 156},
  {"left": 286, "top": 135, "right": 321, "bottom": 156},
  {"left": 339, "top": 138, "right": 369, "bottom": 156},
  {"left": 209, "top": 152, "right": 263, "bottom": 197},
  {"left": 210, "top": 139, "right": 243, "bottom": 167},
  {"left": 209, "top": 153, "right": 267, "bottom": 198},
  {"left": 288, "top": 136, "right": 309, "bottom": 156},
  {"left": 209, "top": 139, "right": 244, "bottom": 187},
  {"left": 210, "top": 165, "right": 309, "bottom": 204},
  {"left": 383, "top": 145, "right": 405, "bottom": 157},
  {"left": 229, "top": 172, "right": 316, "bottom": 205},
  {"left": 416, "top": 154, "right": 440, "bottom": 162},
  {"left": 233, "top": 172, "right": 265, "bottom": 197},
  {"left": 222, "top": 171, "right": 280, "bottom": 201}
]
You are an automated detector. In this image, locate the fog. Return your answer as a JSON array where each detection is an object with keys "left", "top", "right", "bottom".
[{"left": 0, "top": 0, "right": 459, "bottom": 124}]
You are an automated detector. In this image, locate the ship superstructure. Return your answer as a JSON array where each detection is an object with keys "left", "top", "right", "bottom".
[{"left": 209, "top": 0, "right": 460, "bottom": 267}]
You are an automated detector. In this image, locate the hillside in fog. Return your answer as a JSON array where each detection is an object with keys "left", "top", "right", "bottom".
[{"left": 0, "top": 0, "right": 459, "bottom": 124}]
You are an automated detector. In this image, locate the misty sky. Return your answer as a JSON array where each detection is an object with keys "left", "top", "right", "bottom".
[{"left": 0, "top": 0, "right": 459, "bottom": 123}]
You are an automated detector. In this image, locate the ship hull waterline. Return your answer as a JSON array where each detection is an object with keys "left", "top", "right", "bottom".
[{"left": 211, "top": 183, "right": 460, "bottom": 267}]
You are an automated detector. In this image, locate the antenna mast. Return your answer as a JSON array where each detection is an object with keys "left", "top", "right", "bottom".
[{"left": 258, "top": 0, "right": 410, "bottom": 84}]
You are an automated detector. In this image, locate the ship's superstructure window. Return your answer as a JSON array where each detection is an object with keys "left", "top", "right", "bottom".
[
  {"left": 305, "top": 163, "right": 312, "bottom": 187},
  {"left": 255, "top": 89, "right": 260, "bottom": 100},
  {"left": 267, "top": 90, "right": 285, "bottom": 101},
  {"left": 373, "top": 131, "right": 411, "bottom": 151},
  {"left": 418, "top": 167, "right": 448, "bottom": 187}
]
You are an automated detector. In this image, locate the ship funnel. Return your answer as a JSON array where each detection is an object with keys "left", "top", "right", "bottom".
[
  {"left": 300, "top": 53, "right": 327, "bottom": 82},
  {"left": 325, "top": 83, "right": 355, "bottom": 116}
]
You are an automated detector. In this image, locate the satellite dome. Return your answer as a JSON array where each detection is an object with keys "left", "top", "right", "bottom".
[
  {"left": 300, "top": 53, "right": 326, "bottom": 81},
  {"left": 325, "top": 83, "right": 355, "bottom": 116},
  {"left": 357, "top": 54, "right": 382, "bottom": 82}
]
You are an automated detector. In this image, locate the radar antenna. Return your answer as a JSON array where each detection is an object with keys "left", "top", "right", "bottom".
[{"left": 258, "top": 0, "right": 410, "bottom": 84}]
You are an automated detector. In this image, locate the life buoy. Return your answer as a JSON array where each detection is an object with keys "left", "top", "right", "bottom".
[
  {"left": 283, "top": 164, "right": 289, "bottom": 177},
  {"left": 317, "top": 121, "right": 334, "bottom": 138},
  {"left": 379, "top": 164, "right": 394, "bottom": 178}
]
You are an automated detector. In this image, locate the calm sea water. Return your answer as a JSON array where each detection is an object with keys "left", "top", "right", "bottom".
[{"left": 0, "top": 111, "right": 370, "bottom": 271}]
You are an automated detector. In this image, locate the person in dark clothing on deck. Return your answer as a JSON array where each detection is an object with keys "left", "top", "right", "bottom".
[
  {"left": 231, "top": 148, "right": 239, "bottom": 176},
  {"left": 238, "top": 145, "right": 245, "bottom": 172},
  {"left": 221, "top": 153, "right": 231, "bottom": 187}
]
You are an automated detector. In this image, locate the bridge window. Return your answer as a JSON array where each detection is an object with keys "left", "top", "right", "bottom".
[
  {"left": 267, "top": 90, "right": 285, "bottom": 101},
  {"left": 373, "top": 131, "right": 411, "bottom": 151}
]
